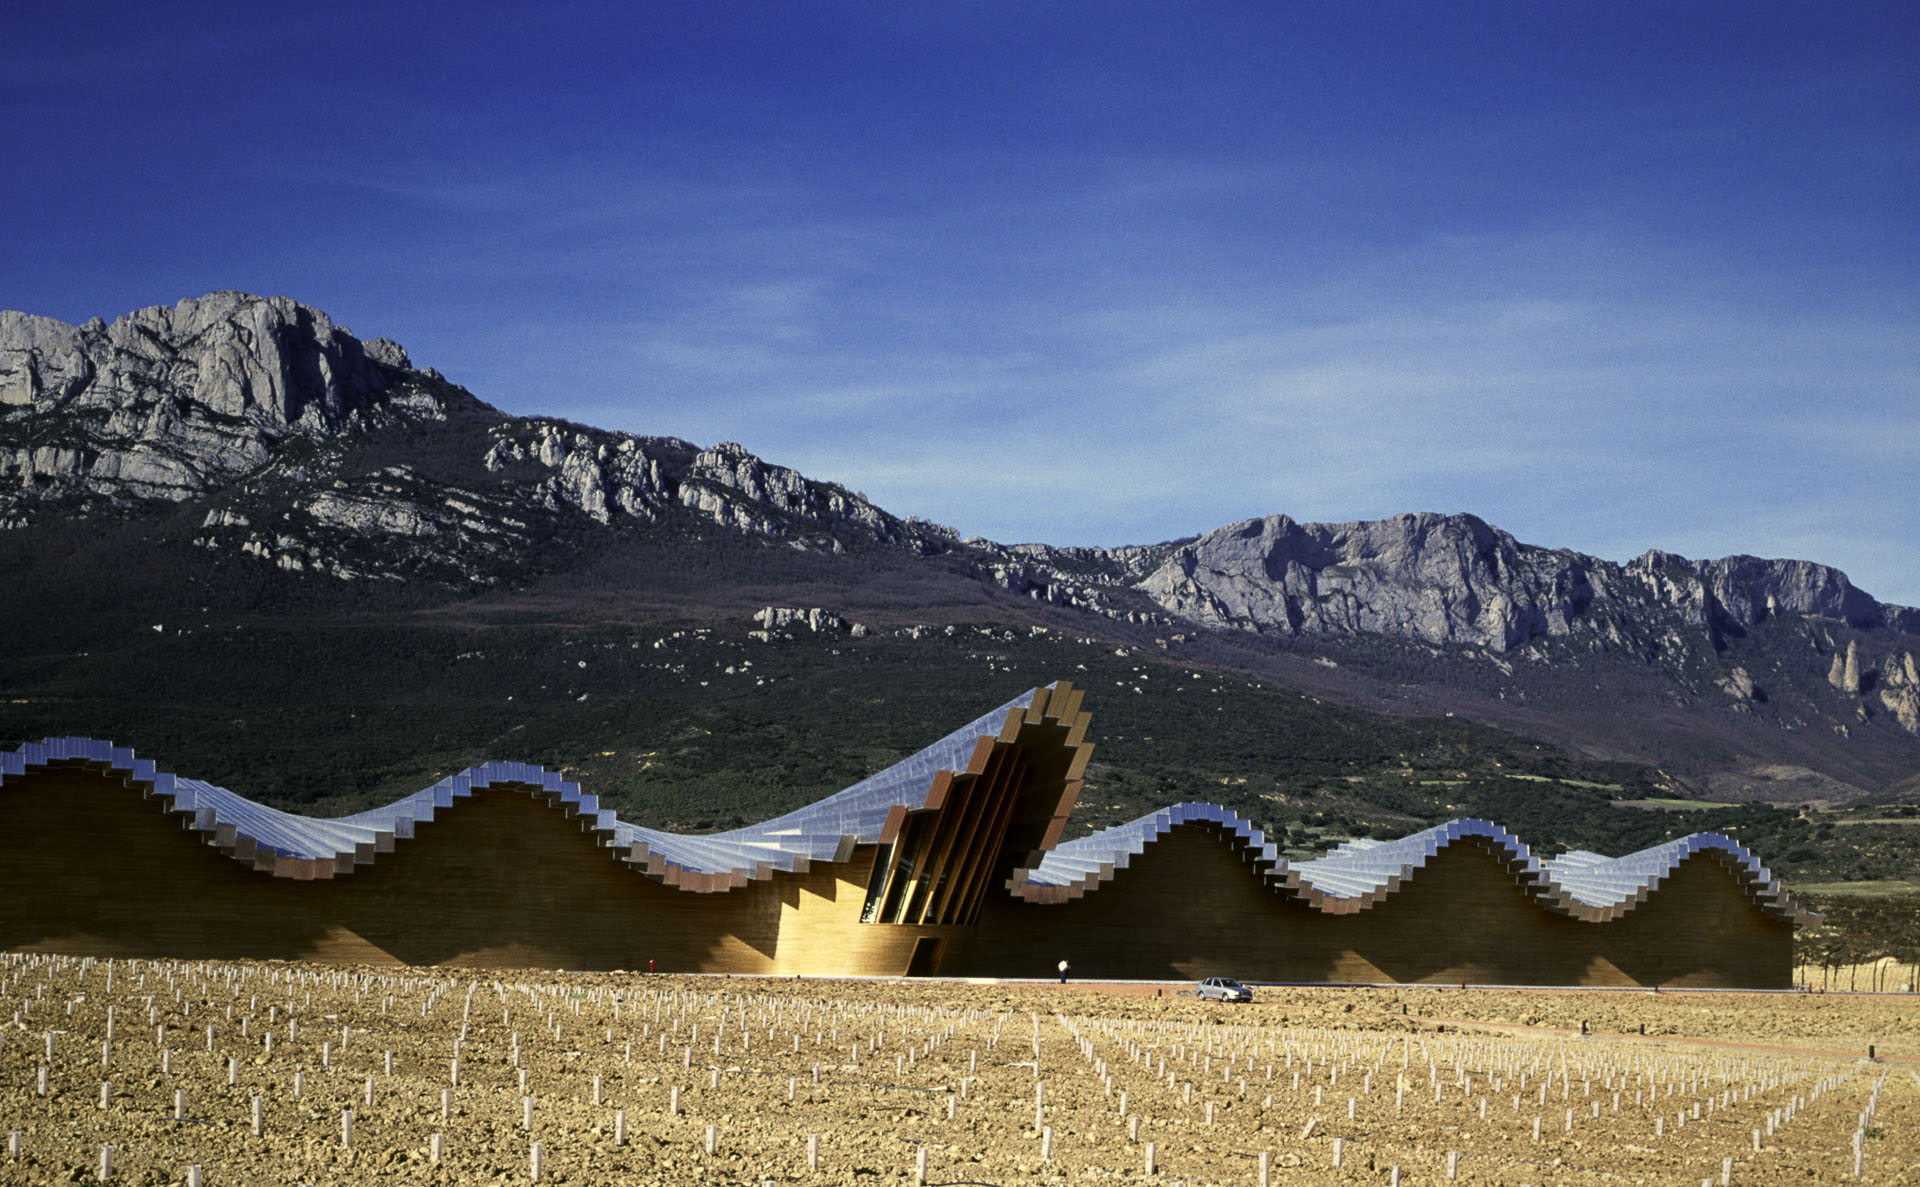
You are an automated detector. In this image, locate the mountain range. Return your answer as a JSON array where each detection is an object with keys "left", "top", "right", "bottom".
[{"left": 4, "top": 292, "right": 1917, "bottom": 817}]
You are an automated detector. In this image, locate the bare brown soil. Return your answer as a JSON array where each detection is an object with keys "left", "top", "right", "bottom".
[{"left": 3, "top": 958, "right": 1916, "bottom": 1185}]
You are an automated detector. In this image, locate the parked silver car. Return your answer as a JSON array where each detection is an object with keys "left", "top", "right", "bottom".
[{"left": 1195, "top": 976, "right": 1253, "bottom": 1002}]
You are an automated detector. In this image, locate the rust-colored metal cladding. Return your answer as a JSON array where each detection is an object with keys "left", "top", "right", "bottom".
[{"left": 0, "top": 682, "right": 1809, "bottom": 984}]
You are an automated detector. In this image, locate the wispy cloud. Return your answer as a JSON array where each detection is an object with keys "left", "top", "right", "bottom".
[
  {"left": 658, "top": 223, "right": 1913, "bottom": 598},
  {"left": 13, "top": 4, "right": 1914, "bottom": 601}
]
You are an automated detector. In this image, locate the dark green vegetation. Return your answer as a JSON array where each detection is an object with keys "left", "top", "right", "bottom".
[
  {"left": 3, "top": 600, "right": 1905, "bottom": 882},
  {"left": 1798, "top": 889, "right": 1920, "bottom": 975},
  {"left": 1, "top": 516, "right": 1913, "bottom": 970}
]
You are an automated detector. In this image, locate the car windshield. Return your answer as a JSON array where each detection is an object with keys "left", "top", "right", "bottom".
[{"left": 1219, "top": 979, "right": 1242, "bottom": 989}]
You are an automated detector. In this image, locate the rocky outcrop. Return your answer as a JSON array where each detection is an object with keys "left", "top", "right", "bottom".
[
  {"left": 1688, "top": 555, "right": 1884, "bottom": 629},
  {"left": 1136, "top": 512, "right": 1917, "bottom": 654},
  {"left": 1718, "top": 667, "right": 1761, "bottom": 702},
  {"left": 684, "top": 441, "right": 892, "bottom": 538},
  {"left": 194, "top": 463, "right": 539, "bottom": 585},
  {"left": 482, "top": 421, "right": 677, "bottom": 524},
  {"left": 750, "top": 607, "right": 868, "bottom": 638},
  {"left": 1828, "top": 640, "right": 1864, "bottom": 693},
  {"left": 1878, "top": 650, "right": 1920, "bottom": 733},
  {"left": 480, "top": 424, "right": 924, "bottom": 548},
  {"left": 1140, "top": 513, "right": 1587, "bottom": 650},
  {"left": 0, "top": 293, "right": 453, "bottom": 521}
]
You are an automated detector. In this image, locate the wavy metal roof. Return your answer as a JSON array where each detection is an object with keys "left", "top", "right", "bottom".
[
  {"left": 3, "top": 694, "right": 1814, "bottom": 924},
  {"left": 1009, "top": 804, "right": 1815, "bottom": 925},
  {"left": 1, "top": 687, "right": 1059, "bottom": 891}
]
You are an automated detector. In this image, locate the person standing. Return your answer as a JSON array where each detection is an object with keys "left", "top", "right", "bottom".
[{"left": 1057, "top": 959, "right": 1069, "bottom": 984}]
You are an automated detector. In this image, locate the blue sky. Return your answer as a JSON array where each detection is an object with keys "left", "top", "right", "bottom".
[{"left": 6, "top": 2, "right": 1917, "bottom": 603}]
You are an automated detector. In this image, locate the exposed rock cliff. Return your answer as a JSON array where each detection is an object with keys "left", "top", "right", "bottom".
[
  {"left": 1829, "top": 640, "right": 1865, "bottom": 693},
  {"left": 1136, "top": 512, "right": 1913, "bottom": 654},
  {"left": 2, "top": 295, "right": 982, "bottom": 579},
  {"left": 1880, "top": 650, "right": 1920, "bottom": 732},
  {"left": 0, "top": 293, "right": 452, "bottom": 524},
  {"left": 476, "top": 421, "right": 935, "bottom": 548}
]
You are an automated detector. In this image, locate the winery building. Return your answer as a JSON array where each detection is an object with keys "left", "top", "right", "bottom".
[{"left": 0, "top": 683, "right": 1808, "bottom": 986}]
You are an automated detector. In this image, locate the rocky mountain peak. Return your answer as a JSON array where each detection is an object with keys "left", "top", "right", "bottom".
[
  {"left": 1135, "top": 510, "right": 1916, "bottom": 657},
  {"left": 1137, "top": 510, "right": 1573, "bottom": 650},
  {"left": 0, "top": 292, "right": 457, "bottom": 524},
  {"left": 4, "top": 293, "right": 402, "bottom": 428}
]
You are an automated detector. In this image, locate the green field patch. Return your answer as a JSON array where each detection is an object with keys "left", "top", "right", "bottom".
[
  {"left": 1610, "top": 797, "right": 1738, "bottom": 811},
  {"left": 1792, "top": 879, "right": 1920, "bottom": 897},
  {"left": 1505, "top": 773, "right": 1625, "bottom": 791}
]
